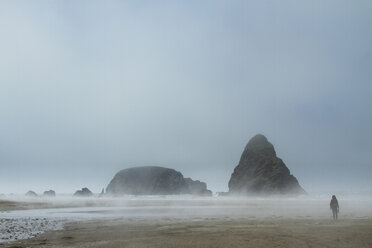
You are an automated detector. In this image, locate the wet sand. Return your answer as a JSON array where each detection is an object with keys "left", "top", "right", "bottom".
[
  {"left": 6, "top": 217, "right": 372, "bottom": 248},
  {"left": 1, "top": 197, "right": 372, "bottom": 248},
  {"left": 0, "top": 200, "right": 53, "bottom": 211}
]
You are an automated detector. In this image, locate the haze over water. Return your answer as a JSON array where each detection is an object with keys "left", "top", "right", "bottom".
[{"left": 0, "top": 1, "right": 371, "bottom": 196}]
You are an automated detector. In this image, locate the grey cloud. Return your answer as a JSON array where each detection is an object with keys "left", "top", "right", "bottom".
[{"left": 0, "top": 1, "right": 371, "bottom": 194}]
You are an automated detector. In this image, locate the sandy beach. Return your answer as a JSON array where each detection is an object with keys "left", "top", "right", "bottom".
[
  {"left": 6, "top": 217, "right": 372, "bottom": 248},
  {"left": 1, "top": 196, "right": 372, "bottom": 248}
]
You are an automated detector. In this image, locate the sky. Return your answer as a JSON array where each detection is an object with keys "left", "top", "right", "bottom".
[{"left": 0, "top": 0, "right": 371, "bottom": 194}]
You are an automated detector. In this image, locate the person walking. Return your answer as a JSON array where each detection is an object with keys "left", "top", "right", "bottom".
[{"left": 330, "top": 195, "right": 339, "bottom": 220}]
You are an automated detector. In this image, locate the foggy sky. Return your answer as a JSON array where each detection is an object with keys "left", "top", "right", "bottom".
[{"left": 0, "top": 1, "right": 371, "bottom": 194}]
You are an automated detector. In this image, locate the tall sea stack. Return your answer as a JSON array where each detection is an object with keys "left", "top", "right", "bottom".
[{"left": 228, "top": 134, "right": 306, "bottom": 195}]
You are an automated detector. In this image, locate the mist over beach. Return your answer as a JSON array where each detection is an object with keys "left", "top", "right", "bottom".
[{"left": 1, "top": 0, "right": 371, "bottom": 247}]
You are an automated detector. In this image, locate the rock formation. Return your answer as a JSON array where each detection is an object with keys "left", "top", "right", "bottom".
[
  {"left": 106, "top": 166, "right": 212, "bottom": 196},
  {"left": 74, "top": 187, "right": 93, "bottom": 197},
  {"left": 25, "top": 190, "right": 38, "bottom": 197},
  {"left": 184, "top": 178, "right": 212, "bottom": 196},
  {"left": 43, "top": 190, "right": 56, "bottom": 197},
  {"left": 228, "top": 134, "right": 306, "bottom": 195}
]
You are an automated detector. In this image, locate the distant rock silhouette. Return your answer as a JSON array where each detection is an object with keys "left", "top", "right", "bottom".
[
  {"left": 106, "top": 166, "right": 212, "bottom": 196},
  {"left": 25, "top": 190, "right": 38, "bottom": 197},
  {"left": 43, "top": 190, "right": 56, "bottom": 197},
  {"left": 228, "top": 134, "right": 306, "bottom": 195},
  {"left": 184, "top": 178, "right": 212, "bottom": 196},
  {"left": 74, "top": 187, "right": 93, "bottom": 197}
]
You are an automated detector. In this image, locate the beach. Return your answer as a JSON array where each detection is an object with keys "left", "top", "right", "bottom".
[
  {"left": 1, "top": 196, "right": 372, "bottom": 247},
  {"left": 7, "top": 217, "right": 372, "bottom": 248}
]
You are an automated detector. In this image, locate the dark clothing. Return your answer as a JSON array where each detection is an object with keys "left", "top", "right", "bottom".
[
  {"left": 330, "top": 198, "right": 339, "bottom": 210},
  {"left": 330, "top": 198, "right": 339, "bottom": 220}
]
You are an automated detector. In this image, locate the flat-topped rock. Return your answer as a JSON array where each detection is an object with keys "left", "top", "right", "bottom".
[{"left": 106, "top": 166, "right": 212, "bottom": 196}]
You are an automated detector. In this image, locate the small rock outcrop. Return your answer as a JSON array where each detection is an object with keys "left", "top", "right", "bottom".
[
  {"left": 228, "top": 134, "right": 306, "bottom": 195},
  {"left": 184, "top": 178, "right": 212, "bottom": 196},
  {"left": 106, "top": 166, "right": 212, "bottom": 196},
  {"left": 25, "top": 191, "right": 38, "bottom": 197},
  {"left": 43, "top": 190, "right": 56, "bottom": 197},
  {"left": 73, "top": 187, "right": 93, "bottom": 197}
]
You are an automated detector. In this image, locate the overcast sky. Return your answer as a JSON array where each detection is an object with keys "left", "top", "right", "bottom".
[{"left": 0, "top": 1, "right": 371, "bottom": 194}]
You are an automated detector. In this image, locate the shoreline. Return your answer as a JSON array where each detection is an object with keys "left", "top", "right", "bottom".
[
  {"left": 5, "top": 216, "right": 372, "bottom": 248},
  {"left": 1, "top": 197, "right": 372, "bottom": 247}
]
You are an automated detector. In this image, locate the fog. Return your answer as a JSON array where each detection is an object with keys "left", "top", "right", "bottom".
[
  {"left": 0, "top": 1, "right": 371, "bottom": 194},
  {"left": 1, "top": 194, "right": 372, "bottom": 222},
  {"left": 2, "top": 195, "right": 372, "bottom": 243}
]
